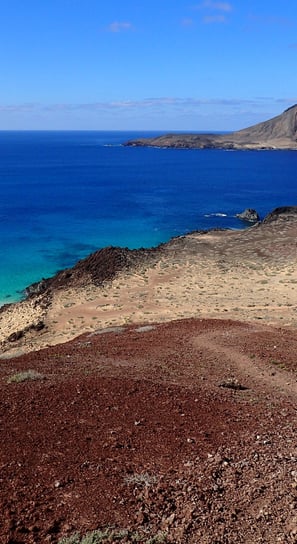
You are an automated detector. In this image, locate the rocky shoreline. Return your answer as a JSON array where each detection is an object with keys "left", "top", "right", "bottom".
[
  {"left": 1, "top": 206, "right": 297, "bottom": 357},
  {"left": 21, "top": 205, "right": 297, "bottom": 297}
]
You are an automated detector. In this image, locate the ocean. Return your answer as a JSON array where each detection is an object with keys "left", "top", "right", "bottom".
[{"left": 1, "top": 130, "right": 296, "bottom": 305}]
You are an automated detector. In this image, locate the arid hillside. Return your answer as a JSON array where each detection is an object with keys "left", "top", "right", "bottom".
[{"left": 1, "top": 206, "right": 297, "bottom": 358}]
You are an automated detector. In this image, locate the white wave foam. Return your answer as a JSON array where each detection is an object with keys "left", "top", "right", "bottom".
[
  {"left": 204, "top": 213, "right": 228, "bottom": 218},
  {"left": 103, "top": 144, "right": 122, "bottom": 147}
]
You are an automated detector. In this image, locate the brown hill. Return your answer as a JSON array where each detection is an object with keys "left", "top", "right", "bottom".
[
  {"left": 224, "top": 103, "right": 297, "bottom": 147},
  {"left": 124, "top": 105, "right": 297, "bottom": 150}
]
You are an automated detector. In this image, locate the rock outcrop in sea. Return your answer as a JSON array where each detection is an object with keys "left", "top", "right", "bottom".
[{"left": 236, "top": 208, "right": 260, "bottom": 223}]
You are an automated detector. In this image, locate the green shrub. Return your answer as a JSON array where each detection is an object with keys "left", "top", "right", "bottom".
[
  {"left": 6, "top": 369, "right": 45, "bottom": 384},
  {"left": 58, "top": 529, "right": 167, "bottom": 544},
  {"left": 125, "top": 472, "right": 157, "bottom": 487}
]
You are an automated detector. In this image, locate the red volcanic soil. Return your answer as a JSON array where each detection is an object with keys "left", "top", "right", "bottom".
[{"left": 0, "top": 318, "right": 297, "bottom": 543}]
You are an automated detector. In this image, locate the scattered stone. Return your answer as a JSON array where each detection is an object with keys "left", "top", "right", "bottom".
[{"left": 219, "top": 378, "right": 249, "bottom": 391}]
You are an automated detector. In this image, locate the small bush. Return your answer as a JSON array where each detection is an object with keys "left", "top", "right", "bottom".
[
  {"left": 58, "top": 529, "right": 130, "bottom": 544},
  {"left": 58, "top": 534, "right": 81, "bottom": 544},
  {"left": 6, "top": 369, "right": 45, "bottom": 384},
  {"left": 146, "top": 535, "right": 167, "bottom": 544},
  {"left": 58, "top": 529, "right": 167, "bottom": 544},
  {"left": 125, "top": 472, "right": 157, "bottom": 487}
]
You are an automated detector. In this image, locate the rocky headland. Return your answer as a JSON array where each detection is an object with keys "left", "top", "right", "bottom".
[
  {"left": 124, "top": 104, "right": 297, "bottom": 150},
  {"left": 1, "top": 207, "right": 297, "bottom": 543}
]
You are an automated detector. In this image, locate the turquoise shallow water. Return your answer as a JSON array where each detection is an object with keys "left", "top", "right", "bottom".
[{"left": 1, "top": 130, "right": 297, "bottom": 305}]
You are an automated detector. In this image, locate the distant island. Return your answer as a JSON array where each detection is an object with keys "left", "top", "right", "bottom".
[{"left": 124, "top": 104, "right": 297, "bottom": 150}]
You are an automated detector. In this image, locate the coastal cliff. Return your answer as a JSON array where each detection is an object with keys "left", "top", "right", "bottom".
[{"left": 124, "top": 105, "right": 297, "bottom": 150}]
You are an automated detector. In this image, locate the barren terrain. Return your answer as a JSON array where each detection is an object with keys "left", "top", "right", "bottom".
[
  {"left": 0, "top": 208, "right": 297, "bottom": 543},
  {"left": 0, "top": 318, "right": 297, "bottom": 543}
]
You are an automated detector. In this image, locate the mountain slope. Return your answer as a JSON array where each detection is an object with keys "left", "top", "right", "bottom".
[{"left": 225, "top": 104, "right": 297, "bottom": 145}]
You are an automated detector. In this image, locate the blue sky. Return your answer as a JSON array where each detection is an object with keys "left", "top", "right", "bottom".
[{"left": 1, "top": 0, "right": 297, "bottom": 130}]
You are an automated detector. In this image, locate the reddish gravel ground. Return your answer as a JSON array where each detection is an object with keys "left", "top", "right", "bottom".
[{"left": 0, "top": 318, "right": 296, "bottom": 543}]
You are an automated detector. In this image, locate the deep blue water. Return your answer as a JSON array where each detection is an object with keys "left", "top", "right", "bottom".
[{"left": 1, "top": 130, "right": 296, "bottom": 304}]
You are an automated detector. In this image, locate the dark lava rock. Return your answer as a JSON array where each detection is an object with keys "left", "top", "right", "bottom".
[
  {"left": 25, "top": 279, "right": 48, "bottom": 297},
  {"left": 29, "top": 321, "right": 45, "bottom": 332},
  {"left": 24, "top": 245, "right": 164, "bottom": 296},
  {"left": 7, "top": 330, "right": 24, "bottom": 343},
  {"left": 6, "top": 321, "right": 46, "bottom": 344}
]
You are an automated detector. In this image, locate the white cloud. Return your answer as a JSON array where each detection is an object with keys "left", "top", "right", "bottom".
[
  {"left": 0, "top": 103, "right": 40, "bottom": 112},
  {"left": 181, "top": 17, "right": 194, "bottom": 27},
  {"left": 247, "top": 14, "right": 292, "bottom": 27},
  {"left": 194, "top": 1, "right": 232, "bottom": 23},
  {"left": 107, "top": 21, "right": 133, "bottom": 33},
  {"left": 203, "top": 14, "right": 226, "bottom": 23},
  {"left": 198, "top": 1, "right": 232, "bottom": 12},
  {"left": 1, "top": 97, "right": 296, "bottom": 117}
]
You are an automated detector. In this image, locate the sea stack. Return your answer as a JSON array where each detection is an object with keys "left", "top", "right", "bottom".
[{"left": 236, "top": 209, "right": 260, "bottom": 223}]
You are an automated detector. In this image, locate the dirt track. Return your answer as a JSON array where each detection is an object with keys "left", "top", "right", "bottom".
[{"left": 1, "top": 318, "right": 296, "bottom": 543}]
